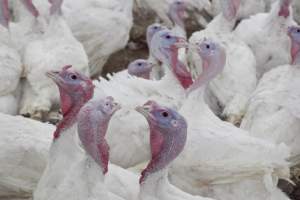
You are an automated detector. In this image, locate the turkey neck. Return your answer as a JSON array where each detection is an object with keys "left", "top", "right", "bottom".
[
  {"left": 291, "top": 39, "right": 300, "bottom": 65},
  {"left": 139, "top": 121, "right": 187, "bottom": 184},
  {"left": 167, "top": 49, "right": 193, "bottom": 89},
  {"left": 53, "top": 92, "right": 86, "bottom": 140},
  {"left": 188, "top": 50, "right": 226, "bottom": 94},
  {"left": 169, "top": 8, "right": 186, "bottom": 37},
  {"left": 139, "top": 169, "right": 169, "bottom": 199},
  {"left": 81, "top": 154, "right": 105, "bottom": 191}
]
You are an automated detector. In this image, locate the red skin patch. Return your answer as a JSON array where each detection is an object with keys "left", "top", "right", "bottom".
[{"left": 170, "top": 47, "right": 193, "bottom": 89}]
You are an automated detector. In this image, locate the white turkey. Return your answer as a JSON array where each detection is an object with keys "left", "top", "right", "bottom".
[
  {"left": 240, "top": 25, "right": 300, "bottom": 166},
  {"left": 20, "top": 0, "right": 89, "bottom": 121},
  {"left": 34, "top": 65, "right": 94, "bottom": 200},
  {"left": 235, "top": 0, "right": 296, "bottom": 79},
  {"left": 169, "top": 38, "right": 290, "bottom": 200},
  {"left": 135, "top": 100, "right": 214, "bottom": 200},
  {"left": 188, "top": 0, "right": 257, "bottom": 125},
  {"left": 48, "top": 96, "right": 138, "bottom": 200},
  {"left": 0, "top": 0, "right": 22, "bottom": 115}
]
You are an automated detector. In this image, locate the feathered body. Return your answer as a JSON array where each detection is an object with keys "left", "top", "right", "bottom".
[
  {"left": 235, "top": 0, "right": 296, "bottom": 79},
  {"left": 188, "top": 1, "right": 257, "bottom": 123},
  {"left": 0, "top": 113, "right": 53, "bottom": 198},
  {"left": 20, "top": 5, "right": 89, "bottom": 118}
]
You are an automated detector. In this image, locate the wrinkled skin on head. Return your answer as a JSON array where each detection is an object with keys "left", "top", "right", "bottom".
[
  {"left": 77, "top": 96, "right": 121, "bottom": 174},
  {"left": 128, "top": 59, "right": 154, "bottom": 79},
  {"left": 47, "top": 65, "right": 94, "bottom": 139},
  {"left": 288, "top": 26, "right": 300, "bottom": 65},
  {"left": 136, "top": 100, "right": 187, "bottom": 184}
]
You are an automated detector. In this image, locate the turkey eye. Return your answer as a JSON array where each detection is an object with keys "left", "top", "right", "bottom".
[
  {"left": 166, "top": 35, "right": 171, "bottom": 39},
  {"left": 70, "top": 74, "right": 77, "bottom": 80},
  {"left": 206, "top": 44, "right": 210, "bottom": 49},
  {"left": 161, "top": 111, "right": 169, "bottom": 117},
  {"left": 297, "top": 29, "right": 300, "bottom": 33},
  {"left": 154, "top": 26, "right": 158, "bottom": 30},
  {"left": 138, "top": 63, "right": 142, "bottom": 66}
]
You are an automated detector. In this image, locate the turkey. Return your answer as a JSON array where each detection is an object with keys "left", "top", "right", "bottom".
[
  {"left": 62, "top": 0, "right": 134, "bottom": 76},
  {"left": 169, "top": 39, "right": 290, "bottom": 200},
  {"left": 136, "top": 100, "right": 214, "bottom": 200},
  {"left": 50, "top": 96, "right": 139, "bottom": 200},
  {"left": 241, "top": 25, "right": 300, "bottom": 166},
  {"left": 94, "top": 29, "right": 191, "bottom": 168},
  {"left": 20, "top": 0, "right": 89, "bottom": 121},
  {"left": 34, "top": 65, "right": 94, "bottom": 200},
  {"left": 188, "top": 0, "right": 257, "bottom": 125},
  {"left": 235, "top": 0, "right": 296, "bottom": 79},
  {"left": 0, "top": 113, "right": 54, "bottom": 198},
  {"left": 0, "top": 0, "right": 22, "bottom": 115}
]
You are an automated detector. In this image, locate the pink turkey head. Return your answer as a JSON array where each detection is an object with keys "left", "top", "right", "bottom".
[
  {"left": 168, "top": 0, "right": 186, "bottom": 28},
  {"left": 189, "top": 39, "right": 226, "bottom": 92},
  {"left": 47, "top": 65, "right": 94, "bottom": 139},
  {"left": 146, "top": 23, "right": 167, "bottom": 49},
  {"left": 221, "top": 0, "right": 240, "bottom": 21},
  {"left": 49, "top": 0, "right": 63, "bottom": 15},
  {"left": 136, "top": 100, "right": 187, "bottom": 184},
  {"left": 278, "top": 0, "right": 291, "bottom": 18},
  {"left": 21, "top": 0, "right": 39, "bottom": 18},
  {"left": 288, "top": 26, "right": 300, "bottom": 65},
  {"left": 128, "top": 59, "right": 154, "bottom": 79},
  {"left": 77, "top": 96, "right": 121, "bottom": 175},
  {"left": 0, "top": 0, "right": 9, "bottom": 28}
]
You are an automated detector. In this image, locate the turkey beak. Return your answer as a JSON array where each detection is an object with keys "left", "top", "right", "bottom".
[
  {"left": 174, "top": 37, "right": 188, "bottom": 49},
  {"left": 135, "top": 105, "right": 151, "bottom": 118},
  {"left": 112, "top": 102, "right": 121, "bottom": 113},
  {"left": 46, "top": 71, "right": 60, "bottom": 82},
  {"left": 46, "top": 70, "right": 62, "bottom": 85}
]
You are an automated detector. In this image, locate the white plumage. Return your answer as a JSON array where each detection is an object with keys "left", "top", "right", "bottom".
[
  {"left": 0, "top": 29, "right": 22, "bottom": 115},
  {"left": 235, "top": 0, "right": 296, "bottom": 79},
  {"left": 188, "top": 0, "right": 257, "bottom": 124},
  {"left": 169, "top": 39, "right": 290, "bottom": 200},
  {"left": 0, "top": 113, "right": 53, "bottom": 198},
  {"left": 62, "top": 0, "right": 134, "bottom": 76},
  {"left": 20, "top": 1, "right": 89, "bottom": 119},
  {"left": 94, "top": 69, "right": 185, "bottom": 167}
]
